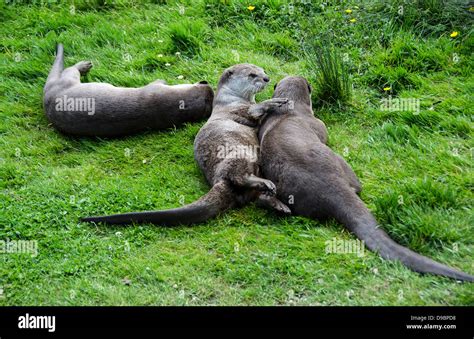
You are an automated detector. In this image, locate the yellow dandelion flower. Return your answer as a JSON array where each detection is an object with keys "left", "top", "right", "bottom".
[
  {"left": 247, "top": 5, "right": 255, "bottom": 11},
  {"left": 345, "top": 9, "right": 352, "bottom": 14},
  {"left": 469, "top": 7, "right": 474, "bottom": 12},
  {"left": 349, "top": 18, "right": 356, "bottom": 23},
  {"left": 383, "top": 87, "right": 391, "bottom": 91},
  {"left": 450, "top": 31, "right": 459, "bottom": 38}
]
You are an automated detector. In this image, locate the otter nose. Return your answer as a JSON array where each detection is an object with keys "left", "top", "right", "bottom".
[{"left": 263, "top": 76, "right": 270, "bottom": 83}]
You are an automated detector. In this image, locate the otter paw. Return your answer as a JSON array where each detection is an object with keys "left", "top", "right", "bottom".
[
  {"left": 270, "top": 98, "right": 289, "bottom": 106},
  {"left": 258, "top": 195, "right": 291, "bottom": 215},
  {"left": 259, "top": 179, "right": 276, "bottom": 195},
  {"left": 264, "top": 98, "right": 290, "bottom": 114},
  {"left": 275, "top": 201, "right": 291, "bottom": 215},
  {"left": 76, "top": 61, "right": 93, "bottom": 75}
]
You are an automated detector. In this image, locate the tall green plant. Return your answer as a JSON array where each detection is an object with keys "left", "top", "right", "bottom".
[{"left": 305, "top": 43, "right": 352, "bottom": 106}]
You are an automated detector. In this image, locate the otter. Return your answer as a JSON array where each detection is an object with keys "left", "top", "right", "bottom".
[
  {"left": 43, "top": 44, "right": 213, "bottom": 137},
  {"left": 258, "top": 76, "right": 474, "bottom": 282},
  {"left": 82, "top": 64, "right": 290, "bottom": 225}
]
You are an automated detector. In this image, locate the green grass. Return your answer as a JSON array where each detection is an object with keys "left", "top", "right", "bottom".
[{"left": 0, "top": 0, "right": 473, "bottom": 305}]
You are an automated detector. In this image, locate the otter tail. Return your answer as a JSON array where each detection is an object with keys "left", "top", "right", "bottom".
[
  {"left": 81, "top": 181, "right": 234, "bottom": 226},
  {"left": 333, "top": 191, "right": 474, "bottom": 282},
  {"left": 46, "top": 43, "right": 64, "bottom": 85}
]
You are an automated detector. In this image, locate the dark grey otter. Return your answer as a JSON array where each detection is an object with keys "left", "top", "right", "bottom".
[
  {"left": 258, "top": 76, "right": 474, "bottom": 282},
  {"left": 82, "top": 64, "right": 290, "bottom": 225},
  {"left": 43, "top": 44, "right": 213, "bottom": 137}
]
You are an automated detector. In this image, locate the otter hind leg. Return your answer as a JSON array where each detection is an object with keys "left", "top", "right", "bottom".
[
  {"left": 217, "top": 159, "right": 276, "bottom": 195},
  {"left": 75, "top": 61, "right": 93, "bottom": 75},
  {"left": 240, "top": 174, "right": 276, "bottom": 195},
  {"left": 336, "top": 154, "right": 362, "bottom": 194},
  {"left": 149, "top": 79, "right": 167, "bottom": 86},
  {"left": 257, "top": 194, "right": 291, "bottom": 215},
  {"left": 58, "top": 61, "right": 93, "bottom": 86}
]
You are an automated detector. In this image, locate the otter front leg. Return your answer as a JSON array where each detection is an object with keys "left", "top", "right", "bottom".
[
  {"left": 256, "top": 194, "right": 291, "bottom": 215},
  {"left": 248, "top": 98, "right": 289, "bottom": 120}
]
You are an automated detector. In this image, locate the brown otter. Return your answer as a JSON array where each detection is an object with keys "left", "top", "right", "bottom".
[
  {"left": 43, "top": 44, "right": 213, "bottom": 137},
  {"left": 258, "top": 76, "right": 474, "bottom": 282},
  {"left": 81, "top": 64, "right": 290, "bottom": 225}
]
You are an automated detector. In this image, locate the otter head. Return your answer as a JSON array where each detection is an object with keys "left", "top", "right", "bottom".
[
  {"left": 273, "top": 76, "right": 312, "bottom": 108},
  {"left": 217, "top": 63, "right": 270, "bottom": 102}
]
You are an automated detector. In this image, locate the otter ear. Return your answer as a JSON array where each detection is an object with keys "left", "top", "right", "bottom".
[
  {"left": 307, "top": 83, "right": 312, "bottom": 93},
  {"left": 227, "top": 70, "right": 234, "bottom": 77}
]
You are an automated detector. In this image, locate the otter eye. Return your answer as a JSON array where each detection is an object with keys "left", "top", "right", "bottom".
[{"left": 249, "top": 73, "right": 257, "bottom": 78}]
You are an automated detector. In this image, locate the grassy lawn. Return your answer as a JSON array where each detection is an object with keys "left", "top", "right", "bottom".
[{"left": 0, "top": 0, "right": 473, "bottom": 305}]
